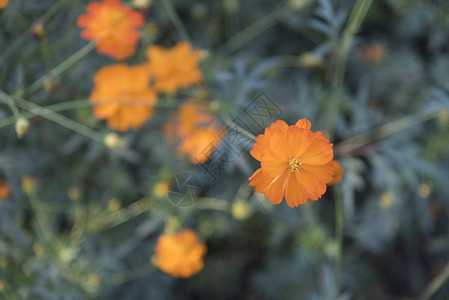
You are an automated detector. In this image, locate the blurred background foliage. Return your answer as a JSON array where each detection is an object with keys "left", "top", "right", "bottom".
[{"left": 1, "top": 0, "right": 449, "bottom": 299}]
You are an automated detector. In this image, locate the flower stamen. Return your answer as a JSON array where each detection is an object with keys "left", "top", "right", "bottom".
[{"left": 288, "top": 158, "right": 302, "bottom": 172}]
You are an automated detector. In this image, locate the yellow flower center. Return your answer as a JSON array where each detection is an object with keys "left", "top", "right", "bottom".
[{"left": 288, "top": 158, "right": 302, "bottom": 172}]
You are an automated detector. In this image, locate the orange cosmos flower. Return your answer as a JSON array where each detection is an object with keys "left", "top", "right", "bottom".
[
  {"left": 328, "top": 159, "right": 344, "bottom": 185},
  {"left": 90, "top": 64, "right": 157, "bottom": 132},
  {"left": 165, "top": 100, "right": 223, "bottom": 164},
  {"left": 249, "top": 119, "right": 334, "bottom": 207},
  {"left": 154, "top": 229, "right": 207, "bottom": 278},
  {"left": 146, "top": 42, "right": 203, "bottom": 93},
  {"left": 0, "top": 0, "right": 9, "bottom": 10},
  {"left": 77, "top": 0, "right": 144, "bottom": 60},
  {"left": 0, "top": 180, "right": 10, "bottom": 199}
]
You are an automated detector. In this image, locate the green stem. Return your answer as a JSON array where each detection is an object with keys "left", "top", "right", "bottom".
[
  {"left": 0, "top": 91, "right": 103, "bottom": 142},
  {"left": 220, "top": 114, "right": 257, "bottom": 141},
  {"left": 25, "top": 41, "right": 96, "bottom": 95},
  {"left": 418, "top": 261, "right": 449, "bottom": 300},
  {"left": 334, "top": 187, "right": 344, "bottom": 292},
  {"left": 327, "top": 0, "right": 373, "bottom": 137},
  {"left": 221, "top": 6, "right": 287, "bottom": 55},
  {"left": 26, "top": 188, "right": 60, "bottom": 251},
  {"left": 326, "top": 1, "right": 373, "bottom": 293},
  {"left": 162, "top": 0, "right": 191, "bottom": 42},
  {"left": 334, "top": 104, "right": 444, "bottom": 156},
  {"left": 87, "top": 198, "right": 151, "bottom": 232}
]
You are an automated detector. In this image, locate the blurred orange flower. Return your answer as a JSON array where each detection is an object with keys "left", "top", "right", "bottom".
[
  {"left": 146, "top": 42, "right": 203, "bottom": 93},
  {"left": 0, "top": 0, "right": 9, "bottom": 10},
  {"left": 90, "top": 64, "right": 157, "bottom": 132},
  {"left": 77, "top": 0, "right": 144, "bottom": 60},
  {"left": 154, "top": 229, "right": 207, "bottom": 278},
  {"left": 0, "top": 180, "right": 10, "bottom": 199},
  {"left": 249, "top": 119, "right": 334, "bottom": 207},
  {"left": 328, "top": 159, "right": 344, "bottom": 185},
  {"left": 361, "top": 42, "right": 386, "bottom": 64},
  {"left": 165, "top": 100, "right": 223, "bottom": 164}
]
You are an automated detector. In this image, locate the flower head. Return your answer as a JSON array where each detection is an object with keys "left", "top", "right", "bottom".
[
  {"left": 77, "top": 0, "right": 144, "bottom": 60},
  {"left": 146, "top": 42, "right": 203, "bottom": 93},
  {"left": 0, "top": 0, "right": 9, "bottom": 10},
  {"left": 154, "top": 229, "right": 207, "bottom": 278},
  {"left": 164, "top": 100, "right": 223, "bottom": 164},
  {"left": 90, "top": 64, "right": 157, "bottom": 132},
  {"left": 249, "top": 119, "right": 334, "bottom": 207}
]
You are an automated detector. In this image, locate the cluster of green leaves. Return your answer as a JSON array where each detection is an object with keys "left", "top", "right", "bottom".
[{"left": 1, "top": 0, "right": 449, "bottom": 299}]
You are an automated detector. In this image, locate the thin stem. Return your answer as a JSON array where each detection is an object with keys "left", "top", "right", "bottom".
[
  {"left": 418, "top": 261, "right": 449, "bottom": 300},
  {"left": 334, "top": 187, "right": 344, "bottom": 292},
  {"left": 326, "top": 1, "right": 373, "bottom": 294},
  {"left": 334, "top": 104, "right": 444, "bottom": 156},
  {"left": 326, "top": 0, "right": 373, "bottom": 137},
  {"left": 0, "top": 91, "right": 103, "bottom": 142},
  {"left": 220, "top": 114, "right": 257, "bottom": 141},
  {"left": 112, "top": 265, "right": 156, "bottom": 284},
  {"left": 25, "top": 41, "right": 96, "bottom": 95},
  {"left": 194, "top": 197, "right": 230, "bottom": 212},
  {"left": 220, "top": 6, "right": 287, "bottom": 55},
  {"left": 162, "top": 0, "right": 190, "bottom": 42},
  {"left": 87, "top": 198, "right": 151, "bottom": 232}
]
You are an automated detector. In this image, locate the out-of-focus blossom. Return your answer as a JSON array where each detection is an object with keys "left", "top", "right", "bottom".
[
  {"left": 77, "top": 0, "right": 144, "bottom": 60},
  {"left": 154, "top": 229, "right": 207, "bottom": 278},
  {"left": 164, "top": 100, "right": 223, "bottom": 164},
  {"left": 0, "top": 180, "right": 10, "bottom": 199},
  {"left": 90, "top": 64, "right": 157, "bottom": 132},
  {"left": 146, "top": 42, "right": 204, "bottom": 93},
  {"left": 327, "top": 160, "right": 344, "bottom": 185},
  {"left": 299, "top": 52, "right": 324, "bottom": 68},
  {"left": 360, "top": 42, "right": 386, "bottom": 64},
  {"left": 379, "top": 191, "right": 394, "bottom": 210},
  {"left": 15, "top": 117, "right": 30, "bottom": 139},
  {"left": 103, "top": 132, "right": 122, "bottom": 149},
  {"left": 0, "top": 0, "right": 9, "bottom": 10}
]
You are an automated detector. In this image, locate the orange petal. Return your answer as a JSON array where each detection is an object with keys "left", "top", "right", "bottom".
[
  {"left": 295, "top": 118, "right": 311, "bottom": 129},
  {"left": 286, "top": 126, "right": 313, "bottom": 159},
  {"left": 264, "top": 170, "right": 289, "bottom": 205},
  {"left": 249, "top": 168, "right": 272, "bottom": 194},
  {"left": 261, "top": 154, "right": 287, "bottom": 177},
  {"left": 297, "top": 168, "right": 327, "bottom": 200},
  {"left": 299, "top": 133, "right": 333, "bottom": 165},
  {"left": 265, "top": 124, "right": 290, "bottom": 161},
  {"left": 250, "top": 134, "right": 266, "bottom": 162},
  {"left": 301, "top": 163, "right": 334, "bottom": 184},
  {"left": 284, "top": 173, "right": 308, "bottom": 207}
]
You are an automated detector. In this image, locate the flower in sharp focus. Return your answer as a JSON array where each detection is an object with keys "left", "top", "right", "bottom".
[
  {"left": 249, "top": 119, "right": 334, "bottom": 207},
  {"left": 90, "top": 64, "right": 157, "bottom": 132},
  {"left": 0, "top": 0, "right": 9, "bottom": 10},
  {"left": 327, "top": 159, "right": 344, "bottom": 185},
  {"left": 146, "top": 42, "right": 204, "bottom": 93},
  {"left": 77, "top": 0, "right": 144, "bottom": 60},
  {"left": 154, "top": 229, "right": 207, "bottom": 278},
  {"left": 164, "top": 100, "right": 224, "bottom": 164}
]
